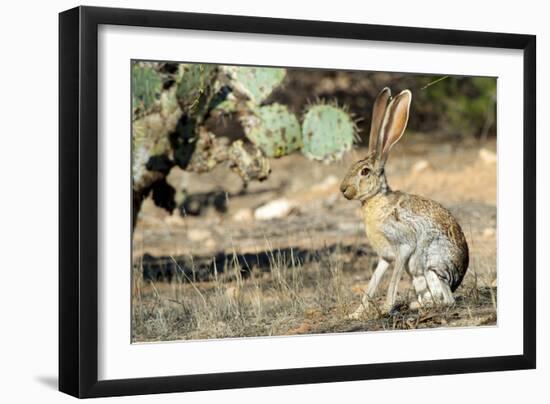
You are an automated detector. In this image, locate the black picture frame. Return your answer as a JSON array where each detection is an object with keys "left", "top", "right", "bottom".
[{"left": 59, "top": 5, "right": 536, "bottom": 398}]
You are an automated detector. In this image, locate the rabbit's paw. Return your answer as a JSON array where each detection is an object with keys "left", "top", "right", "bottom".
[{"left": 347, "top": 305, "right": 369, "bottom": 320}]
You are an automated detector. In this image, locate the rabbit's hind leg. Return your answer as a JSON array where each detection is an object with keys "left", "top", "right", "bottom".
[
  {"left": 412, "top": 269, "right": 454, "bottom": 309},
  {"left": 411, "top": 274, "right": 430, "bottom": 309},
  {"left": 425, "top": 269, "right": 455, "bottom": 306},
  {"left": 408, "top": 252, "right": 428, "bottom": 310}
]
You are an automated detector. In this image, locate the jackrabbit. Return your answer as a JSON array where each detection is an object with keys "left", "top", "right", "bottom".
[{"left": 340, "top": 87, "right": 469, "bottom": 318}]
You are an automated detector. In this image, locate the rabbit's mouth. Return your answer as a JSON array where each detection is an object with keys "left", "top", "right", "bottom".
[{"left": 341, "top": 185, "right": 357, "bottom": 200}]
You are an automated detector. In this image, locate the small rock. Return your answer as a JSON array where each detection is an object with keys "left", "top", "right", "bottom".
[
  {"left": 479, "top": 148, "right": 497, "bottom": 165},
  {"left": 311, "top": 175, "right": 339, "bottom": 192},
  {"left": 163, "top": 214, "right": 183, "bottom": 226},
  {"left": 187, "top": 229, "right": 211, "bottom": 241},
  {"left": 233, "top": 208, "right": 254, "bottom": 222},
  {"left": 482, "top": 227, "right": 496, "bottom": 238},
  {"left": 254, "top": 198, "right": 295, "bottom": 221},
  {"left": 410, "top": 160, "right": 431, "bottom": 175},
  {"left": 205, "top": 239, "right": 216, "bottom": 250}
]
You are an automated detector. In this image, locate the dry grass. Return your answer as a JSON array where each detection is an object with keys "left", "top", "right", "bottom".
[{"left": 132, "top": 237, "right": 496, "bottom": 342}]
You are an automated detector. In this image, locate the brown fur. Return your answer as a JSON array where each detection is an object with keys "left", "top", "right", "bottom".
[{"left": 341, "top": 88, "right": 469, "bottom": 310}]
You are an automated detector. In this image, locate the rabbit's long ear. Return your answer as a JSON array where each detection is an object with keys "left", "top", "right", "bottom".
[
  {"left": 368, "top": 87, "right": 391, "bottom": 154},
  {"left": 377, "top": 89, "right": 412, "bottom": 167}
]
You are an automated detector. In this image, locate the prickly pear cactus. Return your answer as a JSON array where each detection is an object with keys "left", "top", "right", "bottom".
[
  {"left": 301, "top": 104, "right": 357, "bottom": 162},
  {"left": 131, "top": 63, "right": 222, "bottom": 173},
  {"left": 222, "top": 66, "right": 286, "bottom": 103},
  {"left": 227, "top": 140, "right": 271, "bottom": 184},
  {"left": 240, "top": 103, "right": 302, "bottom": 157},
  {"left": 131, "top": 62, "right": 358, "bottom": 228},
  {"left": 180, "top": 129, "right": 271, "bottom": 185},
  {"left": 185, "top": 128, "right": 230, "bottom": 173},
  {"left": 132, "top": 63, "right": 163, "bottom": 120},
  {"left": 132, "top": 63, "right": 222, "bottom": 183},
  {"left": 176, "top": 64, "right": 218, "bottom": 120},
  {"left": 212, "top": 98, "right": 238, "bottom": 115},
  {"left": 132, "top": 73, "right": 181, "bottom": 184}
]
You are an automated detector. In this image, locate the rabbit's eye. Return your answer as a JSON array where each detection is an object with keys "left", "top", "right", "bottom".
[{"left": 361, "top": 167, "right": 370, "bottom": 176}]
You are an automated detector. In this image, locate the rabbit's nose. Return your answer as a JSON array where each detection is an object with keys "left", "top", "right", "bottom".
[
  {"left": 340, "top": 183, "right": 347, "bottom": 193},
  {"left": 342, "top": 185, "right": 357, "bottom": 200}
]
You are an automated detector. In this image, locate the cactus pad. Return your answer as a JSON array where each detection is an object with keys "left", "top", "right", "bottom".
[
  {"left": 132, "top": 63, "right": 163, "bottom": 119},
  {"left": 212, "top": 98, "right": 238, "bottom": 115},
  {"left": 227, "top": 140, "right": 271, "bottom": 184},
  {"left": 301, "top": 104, "right": 356, "bottom": 161},
  {"left": 241, "top": 103, "right": 302, "bottom": 158},
  {"left": 176, "top": 64, "right": 218, "bottom": 119},
  {"left": 223, "top": 66, "right": 286, "bottom": 103},
  {"left": 132, "top": 85, "right": 181, "bottom": 183}
]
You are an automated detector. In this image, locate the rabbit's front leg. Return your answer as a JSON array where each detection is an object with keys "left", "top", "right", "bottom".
[
  {"left": 366, "top": 258, "right": 390, "bottom": 297},
  {"left": 384, "top": 245, "right": 412, "bottom": 312},
  {"left": 348, "top": 258, "right": 390, "bottom": 319}
]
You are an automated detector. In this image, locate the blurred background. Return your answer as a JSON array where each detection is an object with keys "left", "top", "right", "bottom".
[{"left": 269, "top": 69, "right": 496, "bottom": 141}]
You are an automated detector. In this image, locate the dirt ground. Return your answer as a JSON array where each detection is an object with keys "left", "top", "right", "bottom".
[{"left": 132, "top": 135, "right": 497, "bottom": 342}]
